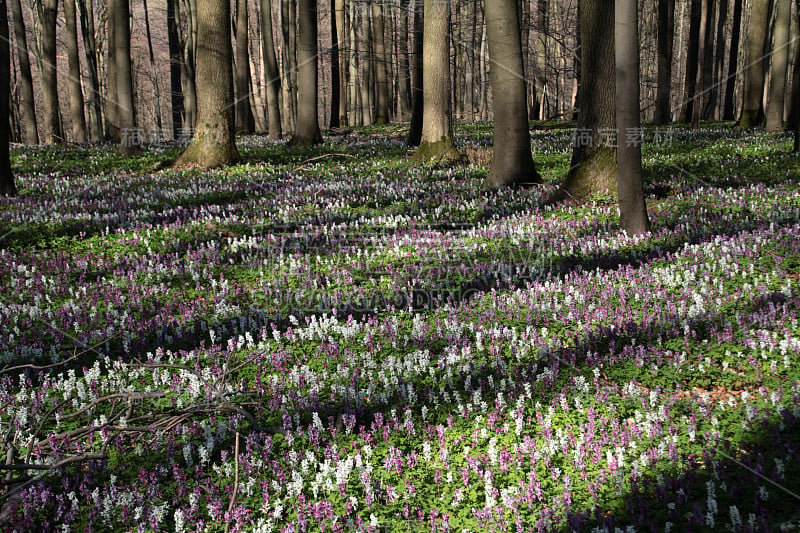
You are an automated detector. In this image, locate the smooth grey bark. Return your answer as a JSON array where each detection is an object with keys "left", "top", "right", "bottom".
[
  {"left": 766, "top": 0, "right": 791, "bottom": 132},
  {"left": 115, "top": 0, "right": 138, "bottom": 154},
  {"left": 0, "top": 0, "right": 15, "bottom": 196},
  {"left": 411, "top": 0, "right": 461, "bottom": 161},
  {"left": 260, "top": 0, "right": 282, "bottom": 137},
  {"left": 533, "top": 0, "right": 548, "bottom": 119},
  {"left": 181, "top": 0, "right": 198, "bottom": 132},
  {"left": 722, "top": 0, "right": 743, "bottom": 120},
  {"left": 483, "top": 0, "right": 541, "bottom": 188},
  {"left": 329, "top": 0, "right": 340, "bottom": 128},
  {"left": 167, "top": 0, "right": 184, "bottom": 138},
  {"left": 740, "top": 0, "right": 770, "bottom": 128},
  {"left": 372, "top": 0, "right": 390, "bottom": 124},
  {"left": 678, "top": 0, "right": 701, "bottom": 123},
  {"left": 235, "top": 0, "right": 255, "bottom": 134},
  {"left": 555, "top": 0, "right": 616, "bottom": 201},
  {"left": 37, "top": 0, "right": 63, "bottom": 144},
  {"left": 64, "top": 0, "right": 87, "bottom": 142},
  {"left": 175, "top": 0, "right": 240, "bottom": 167},
  {"left": 653, "top": 0, "right": 675, "bottom": 124},
  {"left": 287, "top": 0, "right": 322, "bottom": 145},
  {"left": 691, "top": 0, "right": 711, "bottom": 129},
  {"left": 77, "top": 0, "right": 103, "bottom": 140},
  {"left": 398, "top": 0, "right": 412, "bottom": 119},
  {"left": 704, "top": 0, "right": 728, "bottom": 119},
  {"left": 616, "top": 0, "right": 649, "bottom": 235},
  {"left": 143, "top": 0, "right": 163, "bottom": 138},
  {"left": 280, "top": 0, "right": 296, "bottom": 131},
  {"left": 334, "top": 0, "right": 348, "bottom": 125},
  {"left": 9, "top": 0, "right": 38, "bottom": 144},
  {"left": 407, "top": 0, "right": 423, "bottom": 145}
]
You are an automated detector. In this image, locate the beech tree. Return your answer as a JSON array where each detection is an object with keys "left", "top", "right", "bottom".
[
  {"left": 36, "top": 0, "right": 63, "bottom": 144},
  {"left": 0, "top": 0, "right": 15, "bottom": 197},
  {"left": 64, "top": 0, "right": 87, "bottom": 143},
  {"left": 653, "top": 0, "right": 675, "bottom": 125},
  {"left": 407, "top": 0, "right": 423, "bottom": 146},
  {"left": 260, "top": 0, "right": 282, "bottom": 138},
  {"left": 740, "top": 0, "right": 770, "bottom": 128},
  {"left": 554, "top": 0, "right": 615, "bottom": 201},
  {"left": 483, "top": 0, "right": 541, "bottom": 188},
  {"left": 174, "top": 0, "right": 240, "bottom": 167},
  {"left": 616, "top": 0, "right": 649, "bottom": 234},
  {"left": 9, "top": 0, "right": 37, "bottom": 144},
  {"left": 288, "top": 0, "right": 323, "bottom": 146},
  {"left": 765, "top": 0, "right": 791, "bottom": 133},
  {"left": 115, "top": 0, "right": 139, "bottom": 154},
  {"left": 411, "top": 0, "right": 460, "bottom": 161}
]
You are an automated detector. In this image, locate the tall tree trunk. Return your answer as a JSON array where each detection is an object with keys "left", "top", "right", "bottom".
[
  {"left": 696, "top": 0, "right": 716, "bottom": 122},
  {"left": 280, "top": 0, "right": 297, "bottom": 131},
  {"left": 677, "top": 0, "right": 701, "bottom": 123},
  {"left": 483, "top": 0, "right": 541, "bottom": 188},
  {"left": 411, "top": 0, "right": 460, "bottom": 161},
  {"left": 175, "top": 0, "right": 240, "bottom": 166},
  {"left": 115, "top": 0, "right": 139, "bottom": 154},
  {"left": 167, "top": 0, "right": 184, "bottom": 139},
  {"left": 64, "top": 0, "right": 87, "bottom": 142},
  {"left": 739, "top": 0, "right": 770, "bottom": 128},
  {"left": 723, "top": 0, "right": 743, "bottom": 120},
  {"left": 38, "top": 0, "right": 63, "bottom": 144},
  {"left": 335, "top": 0, "right": 348, "bottom": 125},
  {"left": 788, "top": 0, "right": 800, "bottom": 130},
  {"left": 398, "top": 0, "right": 412, "bottom": 119},
  {"left": 182, "top": 0, "right": 198, "bottom": 133},
  {"left": 372, "top": 0, "right": 390, "bottom": 124},
  {"left": 143, "top": 0, "right": 163, "bottom": 139},
  {"left": 705, "top": 0, "right": 728, "bottom": 119},
  {"left": 0, "top": 0, "right": 15, "bottom": 196},
  {"left": 555, "top": 0, "right": 615, "bottom": 201},
  {"left": 533, "top": 0, "right": 548, "bottom": 119},
  {"left": 359, "top": 2, "right": 373, "bottom": 124},
  {"left": 348, "top": 0, "right": 361, "bottom": 125},
  {"left": 616, "top": 0, "right": 649, "bottom": 234},
  {"left": 691, "top": 0, "right": 711, "bottom": 128},
  {"left": 235, "top": 0, "right": 255, "bottom": 134},
  {"left": 105, "top": 0, "right": 120, "bottom": 141},
  {"left": 260, "top": 0, "right": 282, "bottom": 137},
  {"left": 407, "top": 0, "right": 423, "bottom": 145},
  {"left": 77, "top": 0, "right": 103, "bottom": 140},
  {"left": 9, "top": 0, "right": 37, "bottom": 144},
  {"left": 329, "top": 0, "right": 340, "bottom": 128},
  {"left": 288, "top": 0, "right": 322, "bottom": 145},
  {"left": 653, "top": 0, "right": 675, "bottom": 124},
  {"left": 766, "top": 0, "right": 791, "bottom": 132}
]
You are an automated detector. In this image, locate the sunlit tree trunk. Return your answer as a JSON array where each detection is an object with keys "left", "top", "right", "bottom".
[
  {"left": 63, "top": 0, "right": 87, "bottom": 142},
  {"left": 329, "top": 0, "right": 340, "bottom": 128},
  {"left": 766, "top": 0, "right": 791, "bottom": 132},
  {"left": 705, "top": 0, "right": 727, "bottom": 119},
  {"left": 76, "top": 0, "right": 103, "bottom": 140},
  {"left": 691, "top": 0, "right": 711, "bottom": 129},
  {"left": 616, "top": 0, "right": 649, "bottom": 234},
  {"left": 288, "top": 0, "right": 322, "bottom": 145},
  {"left": 740, "top": 0, "right": 770, "bottom": 128},
  {"left": 407, "top": 0, "right": 423, "bottom": 145},
  {"left": 411, "top": 0, "right": 461, "bottom": 161},
  {"left": 260, "top": 0, "right": 282, "bottom": 137},
  {"left": 182, "top": 0, "right": 198, "bottom": 132},
  {"left": 9, "top": 0, "right": 38, "bottom": 144},
  {"left": 722, "top": 0, "right": 743, "bottom": 120},
  {"left": 398, "top": 0, "right": 412, "bottom": 119},
  {"left": 175, "top": 0, "right": 240, "bottom": 167},
  {"left": 115, "top": 0, "right": 139, "bottom": 154},
  {"left": 533, "top": 0, "right": 548, "bottom": 119},
  {"left": 0, "top": 0, "right": 15, "bottom": 196},
  {"left": 167, "top": 0, "right": 184, "bottom": 138},
  {"left": 372, "top": 0, "right": 390, "bottom": 124},
  {"left": 37, "top": 0, "right": 63, "bottom": 144},
  {"left": 483, "top": 0, "right": 541, "bottom": 188}
]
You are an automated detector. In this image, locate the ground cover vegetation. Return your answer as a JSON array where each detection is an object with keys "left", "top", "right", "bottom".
[{"left": 1, "top": 124, "right": 800, "bottom": 532}]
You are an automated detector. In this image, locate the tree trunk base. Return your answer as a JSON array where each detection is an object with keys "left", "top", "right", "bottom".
[
  {"left": 173, "top": 133, "right": 240, "bottom": 168},
  {"left": 410, "top": 138, "right": 464, "bottom": 163},
  {"left": 287, "top": 132, "right": 323, "bottom": 147},
  {"left": 551, "top": 146, "right": 616, "bottom": 203},
  {"left": 739, "top": 109, "right": 764, "bottom": 129}
]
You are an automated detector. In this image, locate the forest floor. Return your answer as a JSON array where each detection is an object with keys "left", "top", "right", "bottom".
[{"left": 1, "top": 123, "right": 800, "bottom": 532}]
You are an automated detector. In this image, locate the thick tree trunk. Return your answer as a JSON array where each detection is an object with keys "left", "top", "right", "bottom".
[
  {"left": 696, "top": 0, "right": 716, "bottom": 122},
  {"left": 105, "top": 0, "right": 119, "bottom": 141},
  {"left": 115, "top": 0, "right": 139, "bottom": 154},
  {"left": 167, "top": 0, "right": 184, "bottom": 139},
  {"left": 483, "top": 0, "right": 541, "bottom": 188},
  {"left": 77, "top": 0, "right": 103, "bottom": 140},
  {"left": 677, "top": 0, "right": 701, "bottom": 123},
  {"left": 260, "top": 0, "right": 282, "bottom": 137},
  {"left": 555, "top": 0, "right": 616, "bottom": 201},
  {"left": 235, "top": 0, "right": 255, "bottom": 134},
  {"left": 359, "top": 3, "right": 373, "bottom": 125},
  {"left": 38, "top": 0, "right": 63, "bottom": 144},
  {"left": 616, "top": 0, "right": 649, "bottom": 234},
  {"left": 740, "top": 0, "right": 770, "bottom": 128},
  {"left": 653, "top": 0, "right": 675, "bottom": 125},
  {"left": 766, "top": 0, "right": 791, "bottom": 132},
  {"left": 175, "top": 0, "right": 240, "bottom": 167},
  {"left": 0, "top": 0, "right": 15, "bottom": 196},
  {"left": 722, "top": 0, "right": 743, "bottom": 120},
  {"left": 288, "top": 0, "right": 322, "bottom": 145},
  {"left": 9, "top": 0, "right": 38, "bottom": 144},
  {"left": 407, "top": 0, "right": 423, "bottom": 145},
  {"left": 372, "top": 0, "right": 390, "bottom": 124},
  {"left": 411, "top": 0, "right": 460, "bottom": 161}
]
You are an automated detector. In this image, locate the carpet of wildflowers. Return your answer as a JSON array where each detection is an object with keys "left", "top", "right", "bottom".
[{"left": 1, "top": 126, "right": 800, "bottom": 532}]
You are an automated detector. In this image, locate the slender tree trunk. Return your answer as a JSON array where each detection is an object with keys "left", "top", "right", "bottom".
[
  {"left": 654, "top": 0, "right": 675, "bottom": 124},
  {"left": 329, "top": 0, "right": 340, "bottom": 128},
  {"left": 740, "top": 0, "right": 770, "bottom": 128},
  {"left": 143, "top": 0, "right": 163, "bottom": 139},
  {"left": 64, "top": 0, "right": 87, "bottom": 142},
  {"left": 533, "top": 0, "right": 548, "bottom": 120},
  {"left": 359, "top": 2, "right": 373, "bottom": 124},
  {"left": 483, "top": 0, "right": 541, "bottom": 188},
  {"left": 616, "top": 0, "right": 649, "bottom": 234},
  {"left": 0, "top": 0, "right": 15, "bottom": 196},
  {"left": 280, "top": 0, "right": 297, "bottom": 131},
  {"left": 288, "top": 0, "right": 322, "bottom": 145},
  {"left": 348, "top": 0, "right": 361, "bottom": 125},
  {"left": 705, "top": 0, "right": 728, "bottom": 119},
  {"left": 335, "top": 0, "right": 348, "bottom": 125},
  {"left": 115, "top": 0, "right": 139, "bottom": 154},
  {"left": 696, "top": 0, "right": 716, "bottom": 122},
  {"left": 9, "top": 0, "right": 37, "bottom": 144},
  {"left": 38, "top": 0, "right": 63, "bottom": 143},
  {"left": 175, "top": 0, "right": 240, "bottom": 167},
  {"left": 678, "top": 0, "right": 701, "bottom": 123},
  {"left": 407, "top": 0, "right": 423, "bottom": 145},
  {"left": 788, "top": 0, "right": 800, "bottom": 129},
  {"left": 235, "top": 0, "right": 255, "bottom": 134},
  {"left": 105, "top": 0, "right": 120, "bottom": 141},
  {"left": 691, "top": 0, "right": 711, "bottom": 128},
  {"left": 182, "top": 0, "right": 198, "bottom": 133},
  {"left": 260, "top": 0, "right": 282, "bottom": 137},
  {"left": 77, "top": 0, "right": 103, "bottom": 140},
  {"left": 372, "top": 0, "right": 390, "bottom": 124},
  {"left": 723, "top": 0, "right": 743, "bottom": 120},
  {"left": 411, "top": 0, "right": 460, "bottom": 161},
  {"left": 766, "top": 0, "right": 791, "bottom": 132},
  {"left": 167, "top": 0, "right": 184, "bottom": 138},
  {"left": 555, "top": 0, "right": 616, "bottom": 201},
  {"left": 398, "top": 0, "right": 412, "bottom": 119}
]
